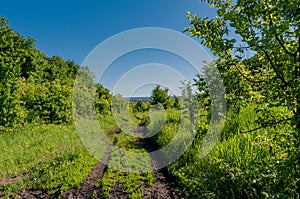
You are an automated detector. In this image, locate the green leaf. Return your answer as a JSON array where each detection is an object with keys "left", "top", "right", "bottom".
[{"left": 217, "top": 8, "right": 226, "bottom": 16}]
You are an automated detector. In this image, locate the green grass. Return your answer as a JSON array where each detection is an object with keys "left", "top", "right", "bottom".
[
  {"left": 2, "top": 106, "right": 297, "bottom": 198},
  {"left": 0, "top": 123, "right": 102, "bottom": 197},
  {"left": 155, "top": 106, "right": 299, "bottom": 198},
  {"left": 98, "top": 115, "right": 119, "bottom": 133},
  {"left": 0, "top": 114, "right": 155, "bottom": 198},
  {"left": 98, "top": 117, "right": 155, "bottom": 198},
  {"left": 100, "top": 168, "right": 154, "bottom": 199},
  {"left": 0, "top": 124, "right": 80, "bottom": 178},
  {"left": 27, "top": 145, "right": 97, "bottom": 194}
]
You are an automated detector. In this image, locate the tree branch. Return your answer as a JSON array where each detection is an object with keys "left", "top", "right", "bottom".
[
  {"left": 244, "top": 3, "right": 292, "bottom": 89},
  {"left": 232, "top": 46, "right": 252, "bottom": 49},
  {"left": 266, "top": 4, "right": 296, "bottom": 58},
  {"left": 298, "top": 36, "right": 300, "bottom": 61},
  {"left": 297, "top": 36, "right": 300, "bottom": 79},
  {"left": 229, "top": 63, "right": 264, "bottom": 84},
  {"left": 240, "top": 117, "right": 292, "bottom": 134},
  {"left": 260, "top": 48, "right": 291, "bottom": 88}
]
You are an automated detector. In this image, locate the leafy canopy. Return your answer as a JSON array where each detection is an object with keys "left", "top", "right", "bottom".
[{"left": 185, "top": 0, "right": 300, "bottom": 130}]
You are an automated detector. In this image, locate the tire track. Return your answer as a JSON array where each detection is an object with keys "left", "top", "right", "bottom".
[
  {"left": 61, "top": 145, "right": 112, "bottom": 199},
  {"left": 137, "top": 126, "right": 180, "bottom": 199},
  {"left": 14, "top": 124, "right": 181, "bottom": 198}
]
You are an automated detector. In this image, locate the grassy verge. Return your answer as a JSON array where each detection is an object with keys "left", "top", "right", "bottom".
[
  {"left": 155, "top": 106, "right": 299, "bottom": 198},
  {"left": 0, "top": 115, "right": 119, "bottom": 198},
  {"left": 0, "top": 124, "right": 80, "bottom": 178},
  {"left": 0, "top": 124, "right": 99, "bottom": 197}
]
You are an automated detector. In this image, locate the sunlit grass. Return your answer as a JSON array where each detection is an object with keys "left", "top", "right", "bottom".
[
  {"left": 157, "top": 105, "right": 299, "bottom": 198},
  {"left": 0, "top": 124, "right": 80, "bottom": 178},
  {"left": 0, "top": 119, "right": 116, "bottom": 197}
]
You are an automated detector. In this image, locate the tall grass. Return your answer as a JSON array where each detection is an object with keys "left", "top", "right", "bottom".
[{"left": 156, "top": 106, "right": 299, "bottom": 198}]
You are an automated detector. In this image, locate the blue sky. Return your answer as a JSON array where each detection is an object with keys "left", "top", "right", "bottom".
[{"left": 1, "top": 0, "right": 217, "bottom": 96}]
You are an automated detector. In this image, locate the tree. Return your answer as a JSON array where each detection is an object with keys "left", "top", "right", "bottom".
[
  {"left": 185, "top": 0, "right": 300, "bottom": 132},
  {"left": 133, "top": 100, "right": 150, "bottom": 113},
  {"left": 111, "top": 94, "right": 128, "bottom": 114},
  {"left": 173, "top": 95, "right": 181, "bottom": 110},
  {"left": 0, "top": 17, "right": 83, "bottom": 126},
  {"left": 180, "top": 80, "right": 198, "bottom": 124},
  {"left": 95, "top": 84, "right": 112, "bottom": 115},
  {"left": 150, "top": 85, "right": 173, "bottom": 109},
  {"left": 0, "top": 17, "right": 29, "bottom": 126}
]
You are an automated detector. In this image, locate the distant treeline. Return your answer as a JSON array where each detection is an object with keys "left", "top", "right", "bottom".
[{"left": 125, "top": 97, "right": 150, "bottom": 102}]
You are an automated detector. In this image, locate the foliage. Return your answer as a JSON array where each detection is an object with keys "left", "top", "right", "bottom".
[
  {"left": 0, "top": 124, "right": 80, "bottom": 178},
  {"left": 95, "top": 83, "right": 112, "bottom": 115},
  {"left": 1, "top": 4, "right": 299, "bottom": 197},
  {"left": 132, "top": 100, "right": 150, "bottom": 113},
  {"left": 28, "top": 146, "right": 97, "bottom": 194},
  {"left": 185, "top": 0, "right": 300, "bottom": 131},
  {"left": 111, "top": 94, "right": 128, "bottom": 114},
  {"left": 0, "top": 17, "right": 28, "bottom": 127},
  {"left": 173, "top": 95, "right": 181, "bottom": 110},
  {"left": 150, "top": 85, "right": 174, "bottom": 109},
  {"left": 0, "top": 17, "right": 112, "bottom": 127},
  {"left": 170, "top": 2, "right": 300, "bottom": 197},
  {"left": 100, "top": 168, "right": 154, "bottom": 199},
  {"left": 180, "top": 80, "right": 199, "bottom": 123},
  {"left": 0, "top": 17, "right": 81, "bottom": 127}
]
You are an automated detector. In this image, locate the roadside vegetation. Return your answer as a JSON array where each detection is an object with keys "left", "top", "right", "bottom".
[
  {"left": 0, "top": 124, "right": 98, "bottom": 197},
  {"left": 0, "top": 0, "right": 299, "bottom": 197}
]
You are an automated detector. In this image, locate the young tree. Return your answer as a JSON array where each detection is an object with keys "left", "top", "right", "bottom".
[
  {"left": 180, "top": 80, "right": 198, "bottom": 124},
  {"left": 150, "top": 85, "right": 173, "bottom": 109}
]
